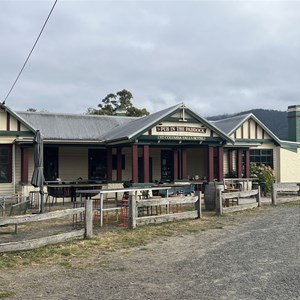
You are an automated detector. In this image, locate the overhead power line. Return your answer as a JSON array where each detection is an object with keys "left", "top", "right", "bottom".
[{"left": 2, "top": 0, "right": 58, "bottom": 105}]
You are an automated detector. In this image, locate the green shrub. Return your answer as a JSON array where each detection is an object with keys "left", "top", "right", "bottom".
[{"left": 250, "top": 163, "right": 275, "bottom": 195}]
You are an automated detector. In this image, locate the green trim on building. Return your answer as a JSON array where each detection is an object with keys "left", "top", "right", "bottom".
[
  {"left": 236, "top": 138, "right": 275, "bottom": 143},
  {"left": 0, "top": 131, "right": 34, "bottom": 136}
]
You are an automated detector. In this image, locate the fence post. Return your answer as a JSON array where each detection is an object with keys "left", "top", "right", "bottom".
[
  {"left": 85, "top": 199, "right": 93, "bottom": 238},
  {"left": 257, "top": 186, "right": 261, "bottom": 207},
  {"left": 216, "top": 189, "right": 223, "bottom": 215},
  {"left": 195, "top": 190, "right": 202, "bottom": 219},
  {"left": 128, "top": 192, "right": 137, "bottom": 229},
  {"left": 100, "top": 193, "right": 104, "bottom": 227},
  {"left": 271, "top": 184, "right": 277, "bottom": 205}
]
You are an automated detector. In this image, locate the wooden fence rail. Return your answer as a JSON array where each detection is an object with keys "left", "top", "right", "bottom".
[
  {"left": 216, "top": 187, "right": 261, "bottom": 215},
  {"left": 128, "top": 192, "right": 201, "bottom": 229},
  {"left": 271, "top": 182, "right": 300, "bottom": 205},
  {"left": 0, "top": 201, "right": 93, "bottom": 253}
]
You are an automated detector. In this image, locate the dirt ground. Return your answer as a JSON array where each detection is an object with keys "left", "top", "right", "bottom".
[{"left": 0, "top": 202, "right": 299, "bottom": 300}]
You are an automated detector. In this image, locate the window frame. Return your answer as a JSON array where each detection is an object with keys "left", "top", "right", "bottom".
[
  {"left": 250, "top": 149, "right": 273, "bottom": 168},
  {"left": 0, "top": 145, "right": 12, "bottom": 183}
]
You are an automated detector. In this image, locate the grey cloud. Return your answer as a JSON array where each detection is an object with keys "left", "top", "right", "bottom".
[{"left": 1, "top": 1, "right": 300, "bottom": 115}]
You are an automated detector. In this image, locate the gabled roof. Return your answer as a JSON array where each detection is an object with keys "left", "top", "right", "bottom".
[
  {"left": 103, "top": 103, "right": 234, "bottom": 143},
  {"left": 212, "top": 113, "right": 282, "bottom": 145},
  {"left": 2, "top": 103, "right": 233, "bottom": 144},
  {"left": 17, "top": 111, "right": 137, "bottom": 142},
  {"left": 0, "top": 104, "right": 37, "bottom": 133},
  {"left": 102, "top": 103, "right": 182, "bottom": 142},
  {"left": 211, "top": 114, "right": 250, "bottom": 135}
]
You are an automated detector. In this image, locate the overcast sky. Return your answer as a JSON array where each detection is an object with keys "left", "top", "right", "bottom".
[{"left": 1, "top": 0, "right": 300, "bottom": 117}]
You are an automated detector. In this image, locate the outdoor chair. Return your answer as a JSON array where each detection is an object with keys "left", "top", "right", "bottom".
[{"left": 46, "top": 186, "right": 65, "bottom": 206}]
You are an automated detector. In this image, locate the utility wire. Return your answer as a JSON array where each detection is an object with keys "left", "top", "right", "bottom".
[{"left": 2, "top": 0, "right": 58, "bottom": 105}]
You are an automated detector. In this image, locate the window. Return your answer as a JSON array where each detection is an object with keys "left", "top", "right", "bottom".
[
  {"left": 0, "top": 145, "right": 12, "bottom": 183},
  {"left": 89, "top": 149, "right": 107, "bottom": 180},
  {"left": 161, "top": 150, "right": 173, "bottom": 182},
  {"left": 250, "top": 149, "right": 273, "bottom": 168}
]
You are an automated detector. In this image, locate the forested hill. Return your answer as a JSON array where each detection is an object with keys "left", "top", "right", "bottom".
[{"left": 207, "top": 109, "right": 288, "bottom": 140}]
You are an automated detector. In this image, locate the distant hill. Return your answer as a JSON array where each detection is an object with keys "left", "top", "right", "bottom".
[{"left": 207, "top": 109, "right": 288, "bottom": 140}]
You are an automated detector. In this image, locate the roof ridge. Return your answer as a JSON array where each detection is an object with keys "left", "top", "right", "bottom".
[
  {"left": 17, "top": 111, "right": 139, "bottom": 119},
  {"left": 212, "top": 113, "right": 251, "bottom": 123}
]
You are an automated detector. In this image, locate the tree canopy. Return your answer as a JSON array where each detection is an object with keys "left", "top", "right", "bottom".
[{"left": 88, "top": 89, "right": 149, "bottom": 117}]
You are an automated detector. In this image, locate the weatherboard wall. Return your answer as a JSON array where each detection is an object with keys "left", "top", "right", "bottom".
[
  {"left": 59, "top": 147, "right": 89, "bottom": 180},
  {"left": 186, "top": 148, "right": 208, "bottom": 179},
  {"left": 279, "top": 147, "right": 300, "bottom": 182},
  {"left": 231, "top": 118, "right": 271, "bottom": 140}
]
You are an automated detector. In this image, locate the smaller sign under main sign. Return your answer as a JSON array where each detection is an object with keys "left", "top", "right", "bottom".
[
  {"left": 159, "top": 135, "right": 207, "bottom": 141},
  {"left": 156, "top": 126, "right": 206, "bottom": 133}
]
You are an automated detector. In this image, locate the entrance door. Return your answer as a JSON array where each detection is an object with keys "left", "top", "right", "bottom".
[{"left": 161, "top": 150, "right": 173, "bottom": 182}]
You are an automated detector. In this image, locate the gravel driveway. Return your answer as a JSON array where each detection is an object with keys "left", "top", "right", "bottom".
[{"left": 1, "top": 205, "right": 299, "bottom": 300}]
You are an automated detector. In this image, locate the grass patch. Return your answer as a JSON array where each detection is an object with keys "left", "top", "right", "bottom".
[
  {"left": 276, "top": 200, "right": 300, "bottom": 206},
  {"left": 0, "top": 291, "right": 16, "bottom": 298},
  {"left": 0, "top": 205, "right": 273, "bottom": 269}
]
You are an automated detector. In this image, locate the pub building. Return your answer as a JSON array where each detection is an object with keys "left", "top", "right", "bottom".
[{"left": 0, "top": 102, "right": 299, "bottom": 197}]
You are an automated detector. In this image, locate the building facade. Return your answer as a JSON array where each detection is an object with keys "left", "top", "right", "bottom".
[{"left": 0, "top": 103, "right": 299, "bottom": 196}]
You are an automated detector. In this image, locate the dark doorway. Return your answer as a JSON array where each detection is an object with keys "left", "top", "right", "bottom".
[
  {"left": 44, "top": 147, "right": 58, "bottom": 181},
  {"left": 88, "top": 149, "right": 107, "bottom": 181},
  {"left": 161, "top": 150, "right": 174, "bottom": 182}
]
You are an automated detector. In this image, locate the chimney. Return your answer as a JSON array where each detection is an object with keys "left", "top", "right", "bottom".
[{"left": 288, "top": 105, "right": 300, "bottom": 142}]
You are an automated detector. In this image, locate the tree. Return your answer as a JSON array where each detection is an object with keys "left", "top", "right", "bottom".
[
  {"left": 27, "top": 108, "right": 37, "bottom": 112},
  {"left": 89, "top": 89, "right": 149, "bottom": 117}
]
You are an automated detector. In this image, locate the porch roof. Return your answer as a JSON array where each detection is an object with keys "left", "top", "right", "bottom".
[
  {"left": 17, "top": 111, "right": 137, "bottom": 142},
  {"left": 6, "top": 103, "right": 233, "bottom": 145}
]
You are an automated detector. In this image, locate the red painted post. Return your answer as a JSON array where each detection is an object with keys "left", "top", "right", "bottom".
[
  {"left": 245, "top": 149, "right": 250, "bottom": 178},
  {"left": 173, "top": 149, "right": 178, "bottom": 180},
  {"left": 208, "top": 146, "right": 214, "bottom": 182},
  {"left": 21, "top": 147, "right": 29, "bottom": 183},
  {"left": 143, "top": 145, "right": 149, "bottom": 183},
  {"left": 237, "top": 149, "right": 243, "bottom": 178},
  {"left": 132, "top": 144, "right": 138, "bottom": 183},
  {"left": 218, "top": 146, "right": 224, "bottom": 182},
  {"left": 181, "top": 148, "right": 187, "bottom": 179}
]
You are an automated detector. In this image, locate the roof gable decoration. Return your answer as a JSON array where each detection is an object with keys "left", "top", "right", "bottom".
[
  {"left": 229, "top": 114, "right": 281, "bottom": 145},
  {"left": 0, "top": 105, "right": 35, "bottom": 138},
  {"left": 116, "top": 102, "right": 234, "bottom": 144},
  {"left": 146, "top": 116, "right": 212, "bottom": 142}
]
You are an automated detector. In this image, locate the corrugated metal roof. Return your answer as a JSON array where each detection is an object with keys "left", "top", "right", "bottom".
[
  {"left": 15, "top": 103, "right": 234, "bottom": 144},
  {"left": 103, "top": 103, "right": 183, "bottom": 142},
  {"left": 17, "top": 111, "right": 137, "bottom": 141},
  {"left": 211, "top": 114, "right": 250, "bottom": 134},
  {"left": 103, "top": 103, "right": 234, "bottom": 143}
]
